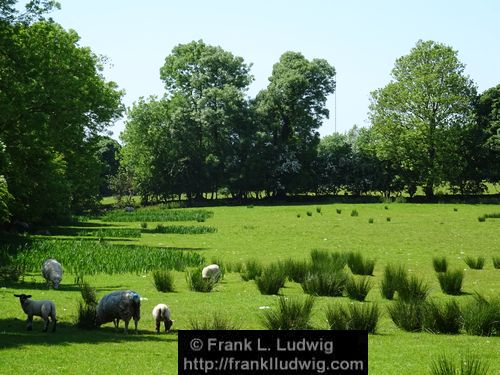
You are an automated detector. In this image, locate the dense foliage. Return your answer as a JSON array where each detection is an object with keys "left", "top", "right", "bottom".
[{"left": 0, "top": 0, "right": 123, "bottom": 224}]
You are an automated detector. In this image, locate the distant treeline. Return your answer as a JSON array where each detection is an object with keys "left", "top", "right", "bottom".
[{"left": 1, "top": 2, "right": 499, "bottom": 225}]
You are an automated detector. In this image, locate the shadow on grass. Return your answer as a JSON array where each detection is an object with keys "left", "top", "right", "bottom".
[
  {"left": 0, "top": 319, "right": 177, "bottom": 350},
  {"left": 4, "top": 281, "right": 130, "bottom": 293}
]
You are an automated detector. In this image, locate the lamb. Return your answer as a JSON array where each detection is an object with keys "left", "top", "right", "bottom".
[
  {"left": 14, "top": 294, "right": 57, "bottom": 332},
  {"left": 202, "top": 264, "right": 221, "bottom": 281},
  {"left": 95, "top": 290, "right": 141, "bottom": 334},
  {"left": 41, "top": 259, "right": 63, "bottom": 289},
  {"left": 152, "top": 303, "right": 173, "bottom": 333}
]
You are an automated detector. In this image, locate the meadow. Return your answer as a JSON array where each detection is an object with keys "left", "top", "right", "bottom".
[{"left": 0, "top": 203, "right": 499, "bottom": 374}]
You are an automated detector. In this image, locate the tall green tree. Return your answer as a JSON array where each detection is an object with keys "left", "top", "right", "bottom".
[
  {"left": 476, "top": 85, "right": 500, "bottom": 183},
  {"left": 255, "top": 52, "right": 336, "bottom": 196},
  {"left": 0, "top": 3, "right": 123, "bottom": 222},
  {"left": 369, "top": 40, "right": 477, "bottom": 197}
]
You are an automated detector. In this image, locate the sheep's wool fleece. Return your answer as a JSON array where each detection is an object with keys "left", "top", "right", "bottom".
[
  {"left": 42, "top": 259, "right": 62, "bottom": 280},
  {"left": 96, "top": 290, "right": 141, "bottom": 323}
]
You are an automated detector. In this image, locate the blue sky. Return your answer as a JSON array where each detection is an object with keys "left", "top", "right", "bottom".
[{"left": 49, "top": 0, "right": 500, "bottom": 140}]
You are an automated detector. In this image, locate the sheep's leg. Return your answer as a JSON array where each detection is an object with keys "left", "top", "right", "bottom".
[
  {"left": 26, "top": 315, "right": 33, "bottom": 331},
  {"left": 43, "top": 319, "right": 49, "bottom": 332},
  {"left": 163, "top": 321, "right": 168, "bottom": 333},
  {"left": 124, "top": 319, "right": 129, "bottom": 334},
  {"left": 156, "top": 320, "right": 160, "bottom": 334},
  {"left": 51, "top": 315, "right": 57, "bottom": 332},
  {"left": 134, "top": 318, "right": 138, "bottom": 334},
  {"left": 113, "top": 319, "right": 120, "bottom": 331}
]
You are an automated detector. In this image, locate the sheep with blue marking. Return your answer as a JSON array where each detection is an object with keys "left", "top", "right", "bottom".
[
  {"left": 14, "top": 294, "right": 57, "bottom": 332},
  {"left": 41, "top": 259, "right": 63, "bottom": 289},
  {"left": 95, "top": 290, "right": 141, "bottom": 334}
]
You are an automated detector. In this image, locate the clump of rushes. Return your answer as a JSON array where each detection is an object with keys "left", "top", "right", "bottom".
[
  {"left": 186, "top": 267, "right": 218, "bottom": 292},
  {"left": 241, "top": 259, "right": 263, "bottom": 281},
  {"left": 347, "top": 251, "right": 375, "bottom": 276},
  {"left": 316, "top": 207, "right": 322, "bottom": 214},
  {"left": 493, "top": 257, "right": 500, "bottom": 269},
  {"left": 380, "top": 263, "right": 408, "bottom": 300},
  {"left": 387, "top": 300, "right": 425, "bottom": 332},
  {"left": 152, "top": 269, "right": 175, "bottom": 292},
  {"left": 397, "top": 275, "right": 430, "bottom": 303},
  {"left": 462, "top": 293, "right": 500, "bottom": 336},
  {"left": 433, "top": 256, "right": 448, "bottom": 273},
  {"left": 464, "top": 256, "right": 485, "bottom": 270},
  {"left": 386, "top": 217, "right": 391, "bottom": 222},
  {"left": 75, "top": 283, "right": 98, "bottom": 329},
  {"left": 261, "top": 296, "right": 315, "bottom": 330},
  {"left": 346, "top": 276, "right": 372, "bottom": 301},
  {"left": 306, "top": 211, "right": 313, "bottom": 217},
  {"left": 350, "top": 209, "right": 359, "bottom": 217},
  {"left": 430, "top": 352, "right": 490, "bottom": 375},
  {"left": 255, "top": 263, "right": 286, "bottom": 295},
  {"left": 422, "top": 299, "right": 462, "bottom": 334},
  {"left": 189, "top": 311, "right": 239, "bottom": 330},
  {"left": 336, "top": 209, "right": 342, "bottom": 214},
  {"left": 310, "top": 249, "right": 347, "bottom": 272},
  {"left": 478, "top": 216, "right": 486, "bottom": 222},
  {"left": 140, "top": 222, "right": 148, "bottom": 229},
  {"left": 297, "top": 213, "right": 301, "bottom": 218},
  {"left": 326, "top": 302, "right": 379, "bottom": 333},
  {"left": 278, "top": 258, "right": 310, "bottom": 283},
  {"left": 301, "top": 270, "right": 348, "bottom": 297},
  {"left": 368, "top": 218, "right": 374, "bottom": 224},
  {"left": 437, "top": 269, "right": 464, "bottom": 295}
]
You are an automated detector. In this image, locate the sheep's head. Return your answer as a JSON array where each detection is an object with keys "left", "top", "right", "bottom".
[
  {"left": 52, "top": 277, "right": 61, "bottom": 289},
  {"left": 165, "top": 319, "right": 173, "bottom": 331},
  {"left": 14, "top": 294, "right": 32, "bottom": 305}
]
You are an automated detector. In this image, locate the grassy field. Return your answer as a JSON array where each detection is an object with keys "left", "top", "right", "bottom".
[{"left": 1, "top": 203, "right": 499, "bottom": 374}]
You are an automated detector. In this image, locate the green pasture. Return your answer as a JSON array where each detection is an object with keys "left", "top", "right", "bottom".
[{"left": 1, "top": 203, "right": 499, "bottom": 374}]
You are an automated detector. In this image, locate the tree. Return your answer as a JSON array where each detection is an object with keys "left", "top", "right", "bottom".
[
  {"left": 476, "top": 85, "right": 500, "bottom": 183},
  {"left": 0, "top": 5, "right": 123, "bottom": 222},
  {"left": 95, "top": 136, "right": 122, "bottom": 196},
  {"left": 369, "top": 40, "right": 477, "bottom": 197},
  {"left": 255, "top": 52, "right": 336, "bottom": 196}
]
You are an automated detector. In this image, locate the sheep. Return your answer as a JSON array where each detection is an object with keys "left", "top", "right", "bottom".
[
  {"left": 41, "top": 259, "right": 63, "bottom": 289},
  {"left": 95, "top": 290, "right": 141, "bottom": 334},
  {"left": 14, "top": 294, "right": 57, "bottom": 332},
  {"left": 202, "top": 264, "right": 221, "bottom": 281},
  {"left": 152, "top": 303, "right": 173, "bottom": 333}
]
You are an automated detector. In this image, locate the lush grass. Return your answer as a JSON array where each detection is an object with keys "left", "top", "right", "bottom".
[
  {"left": 463, "top": 256, "right": 485, "bottom": 270},
  {"left": 145, "top": 224, "right": 217, "bottom": 234},
  {"left": 255, "top": 263, "right": 286, "bottom": 295},
  {"left": 260, "top": 296, "right": 315, "bottom": 330},
  {"left": 1, "top": 203, "right": 499, "bottom": 374},
  {"left": 301, "top": 270, "right": 348, "bottom": 297},
  {"left": 437, "top": 269, "right": 464, "bottom": 295},
  {"left": 345, "top": 275, "right": 372, "bottom": 301},
  {"left": 347, "top": 251, "right": 375, "bottom": 275},
  {"left": 326, "top": 302, "right": 379, "bottom": 333},
  {"left": 430, "top": 352, "right": 491, "bottom": 375},
  {"left": 380, "top": 263, "right": 407, "bottom": 300},
  {"left": 152, "top": 269, "right": 175, "bottom": 292},
  {"left": 433, "top": 256, "right": 448, "bottom": 273},
  {"left": 422, "top": 300, "right": 462, "bottom": 335},
  {"left": 102, "top": 208, "right": 213, "bottom": 222}
]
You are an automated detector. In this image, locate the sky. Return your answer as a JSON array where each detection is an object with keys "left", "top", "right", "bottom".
[{"left": 47, "top": 0, "right": 500, "bottom": 140}]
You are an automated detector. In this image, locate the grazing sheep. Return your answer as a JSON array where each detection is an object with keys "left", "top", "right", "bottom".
[
  {"left": 14, "top": 294, "right": 57, "bottom": 332},
  {"left": 95, "top": 290, "right": 141, "bottom": 334},
  {"left": 41, "top": 259, "right": 63, "bottom": 289},
  {"left": 152, "top": 303, "right": 173, "bottom": 333},
  {"left": 202, "top": 264, "right": 221, "bottom": 280}
]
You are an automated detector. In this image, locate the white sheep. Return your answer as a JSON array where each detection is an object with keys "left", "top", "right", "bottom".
[
  {"left": 41, "top": 259, "right": 63, "bottom": 289},
  {"left": 95, "top": 290, "right": 141, "bottom": 334},
  {"left": 14, "top": 294, "right": 57, "bottom": 332},
  {"left": 202, "top": 264, "right": 221, "bottom": 281},
  {"left": 152, "top": 303, "right": 173, "bottom": 333}
]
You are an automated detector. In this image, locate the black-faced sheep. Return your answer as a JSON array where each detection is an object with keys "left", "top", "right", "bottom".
[
  {"left": 95, "top": 290, "right": 141, "bottom": 334},
  {"left": 152, "top": 303, "right": 173, "bottom": 333},
  {"left": 41, "top": 259, "right": 63, "bottom": 289},
  {"left": 14, "top": 294, "right": 57, "bottom": 332}
]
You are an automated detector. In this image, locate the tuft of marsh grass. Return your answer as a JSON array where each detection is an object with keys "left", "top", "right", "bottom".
[
  {"left": 387, "top": 300, "right": 425, "bottom": 332},
  {"left": 255, "top": 263, "right": 286, "bottom": 295},
  {"left": 483, "top": 212, "right": 500, "bottom": 219},
  {"left": 433, "top": 257, "right": 448, "bottom": 273},
  {"left": 326, "top": 302, "right": 379, "bottom": 333},
  {"left": 185, "top": 267, "right": 218, "bottom": 292},
  {"left": 346, "top": 276, "right": 372, "bottom": 301},
  {"left": 301, "top": 270, "right": 347, "bottom": 297},
  {"left": 463, "top": 256, "right": 485, "bottom": 270},
  {"left": 241, "top": 259, "right": 263, "bottom": 281},
  {"left": 347, "top": 252, "right": 375, "bottom": 276},
  {"left": 493, "top": 257, "right": 500, "bottom": 269},
  {"left": 278, "top": 258, "right": 310, "bottom": 283},
  {"left": 189, "top": 312, "right": 239, "bottom": 330},
  {"left": 368, "top": 218, "right": 374, "bottom": 224},
  {"left": 437, "top": 269, "right": 464, "bottom": 295},
  {"left": 386, "top": 217, "right": 391, "bottom": 222},
  {"left": 152, "top": 269, "right": 175, "bottom": 292},
  {"left": 336, "top": 209, "right": 342, "bottom": 214},
  {"left": 422, "top": 299, "right": 462, "bottom": 334},
  {"left": 261, "top": 296, "right": 315, "bottom": 330},
  {"left": 316, "top": 207, "right": 322, "bottom": 214},
  {"left": 477, "top": 216, "right": 486, "bottom": 222},
  {"left": 140, "top": 222, "right": 148, "bottom": 229},
  {"left": 310, "top": 249, "right": 346, "bottom": 271},
  {"left": 350, "top": 209, "right": 359, "bottom": 217},
  {"left": 430, "top": 352, "right": 490, "bottom": 375},
  {"left": 380, "top": 263, "right": 407, "bottom": 300},
  {"left": 462, "top": 293, "right": 500, "bottom": 336},
  {"left": 75, "top": 300, "right": 97, "bottom": 330},
  {"left": 75, "top": 228, "right": 142, "bottom": 238},
  {"left": 80, "top": 283, "right": 98, "bottom": 307},
  {"left": 398, "top": 275, "right": 430, "bottom": 303},
  {"left": 306, "top": 211, "right": 313, "bottom": 217}
]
